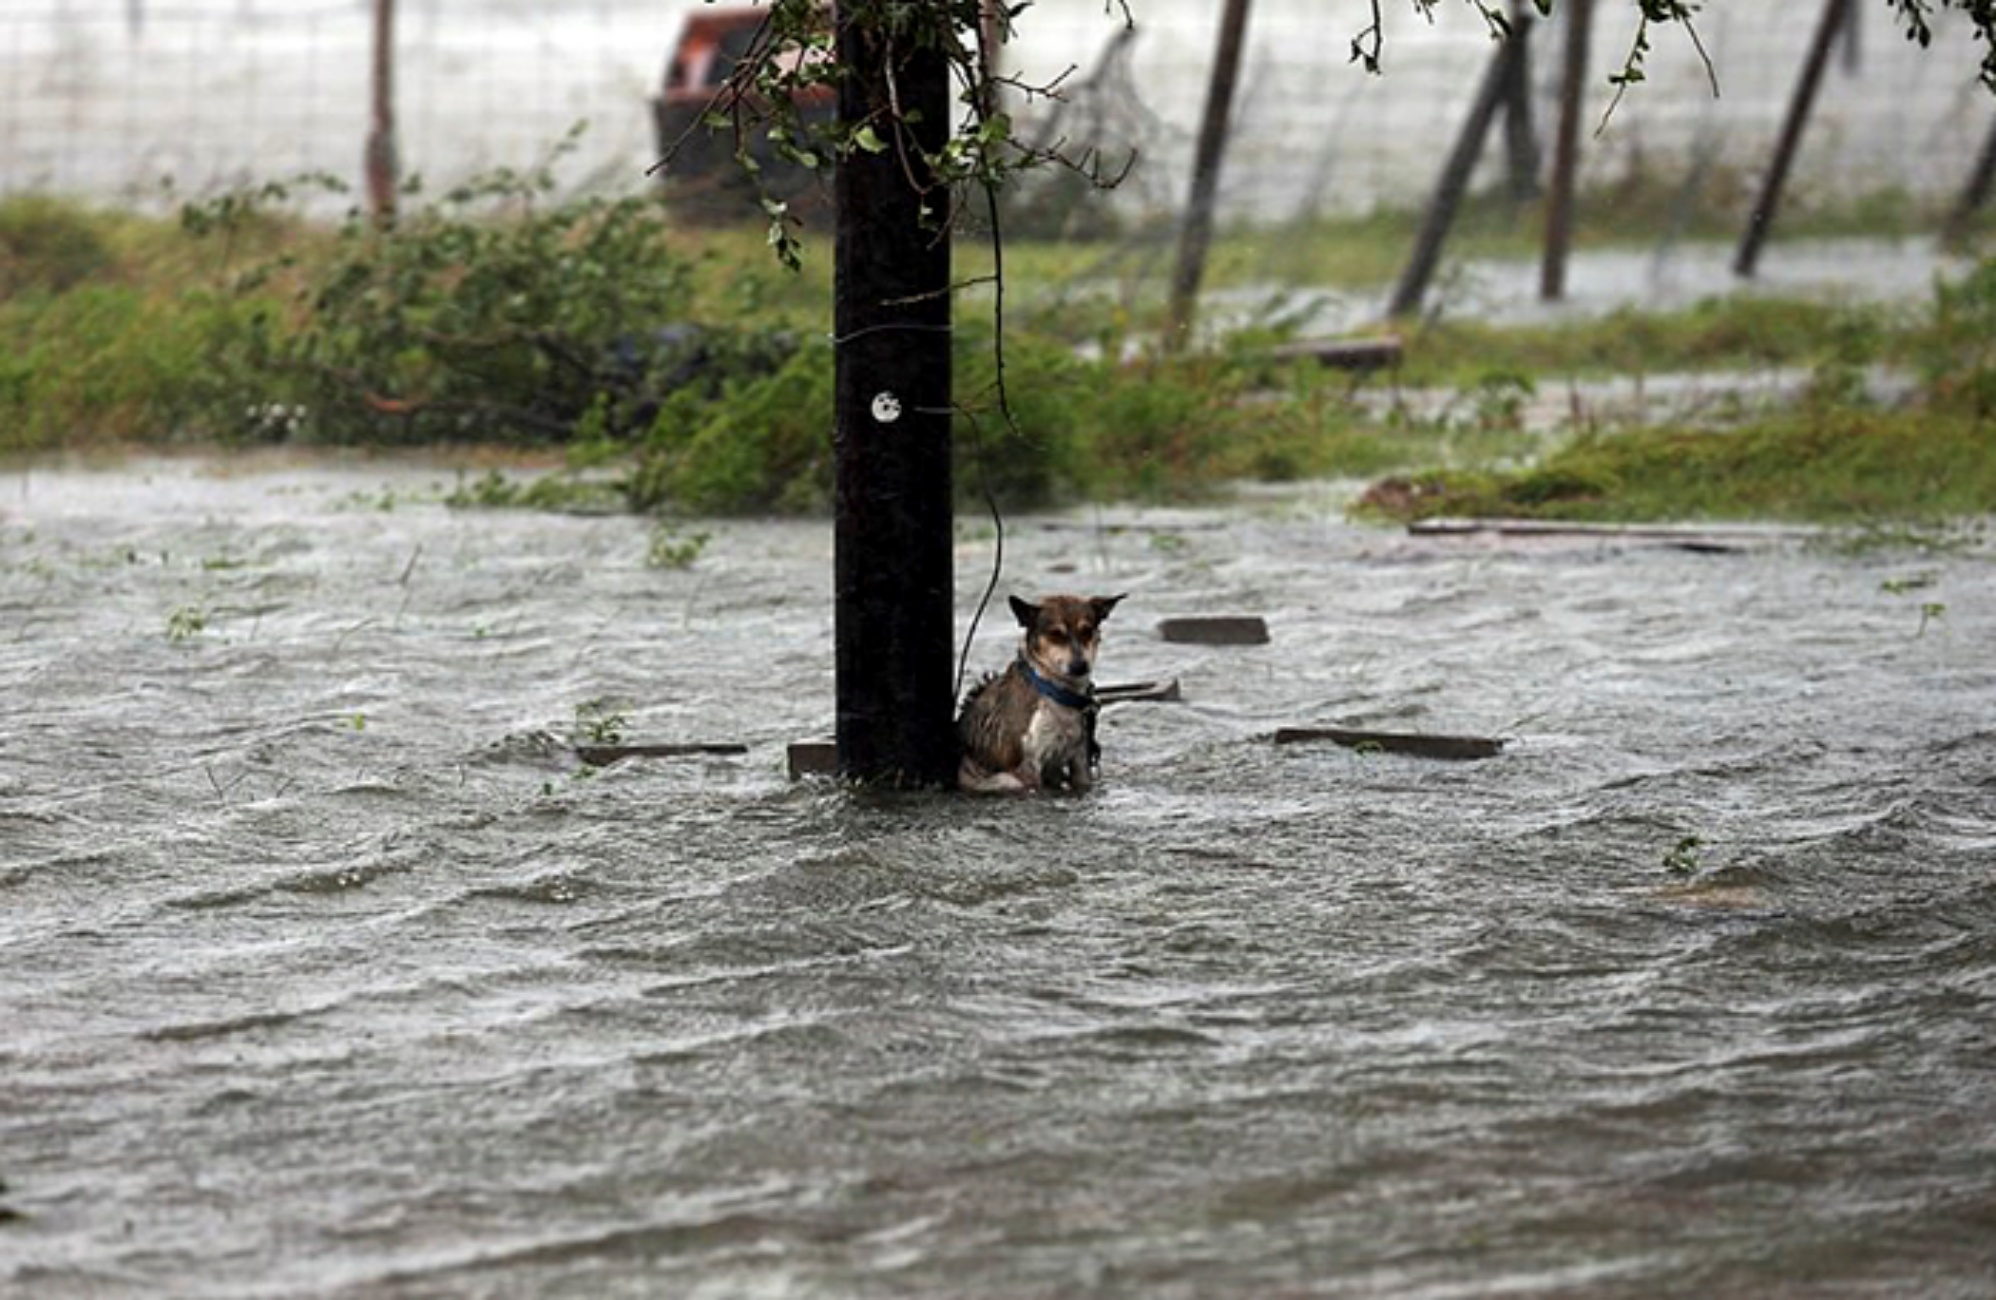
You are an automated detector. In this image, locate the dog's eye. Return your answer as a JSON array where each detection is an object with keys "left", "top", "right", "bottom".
[{"left": 1045, "top": 630, "right": 1069, "bottom": 645}]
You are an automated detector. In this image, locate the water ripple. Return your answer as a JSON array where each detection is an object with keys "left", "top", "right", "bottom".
[{"left": 3, "top": 464, "right": 1994, "bottom": 1298}]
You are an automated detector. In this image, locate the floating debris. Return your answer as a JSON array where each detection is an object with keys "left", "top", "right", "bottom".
[
  {"left": 1273, "top": 727, "right": 1505, "bottom": 761},
  {"left": 1157, "top": 616, "right": 1270, "bottom": 646},
  {"left": 1098, "top": 678, "right": 1183, "bottom": 705},
  {"left": 575, "top": 743, "right": 749, "bottom": 768},
  {"left": 787, "top": 740, "right": 838, "bottom": 780}
]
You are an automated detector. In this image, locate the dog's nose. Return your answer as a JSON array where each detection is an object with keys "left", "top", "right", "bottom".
[{"left": 1068, "top": 658, "right": 1091, "bottom": 678}]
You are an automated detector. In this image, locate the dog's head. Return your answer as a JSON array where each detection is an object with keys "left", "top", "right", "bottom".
[{"left": 1012, "top": 593, "right": 1125, "bottom": 685}]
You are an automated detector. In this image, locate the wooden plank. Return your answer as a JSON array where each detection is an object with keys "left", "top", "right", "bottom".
[
  {"left": 1097, "top": 678, "right": 1183, "bottom": 705},
  {"left": 1274, "top": 727, "right": 1505, "bottom": 761},
  {"left": 1261, "top": 336, "right": 1404, "bottom": 371},
  {"left": 787, "top": 740, "right": 839, "bottom": 780},
  {"left": 576, "top": 743, "right": 749, "bottom": 767},
  {"left": 1408, "top": 517, "right": 1820, "bottom": 545},
  {"left": 1157, "top": 616, "right": 1269, "bottom": 646},
  {"left": 1035, "top": 519, "right": 1228, "bottom": 534}
]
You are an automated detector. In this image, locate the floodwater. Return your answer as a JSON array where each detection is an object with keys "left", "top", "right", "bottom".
[{"left": 3, "top": 458, "right": 1994, "bottom": 1298}]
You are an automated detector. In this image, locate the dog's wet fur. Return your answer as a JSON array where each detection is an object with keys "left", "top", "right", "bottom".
[{"left": 956, "top": 593, "right": 1125, "bottom": 794}]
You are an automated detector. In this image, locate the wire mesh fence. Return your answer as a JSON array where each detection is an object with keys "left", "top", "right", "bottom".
[
  {"left": 3, "top": 0, "right": 669, "bottom": 210},
  {"left": 3, "top": 1, "right": 1992, "bottom": 225},
  {"left": 1082, "top": 2, "right": 1996, "bottom": 224}
]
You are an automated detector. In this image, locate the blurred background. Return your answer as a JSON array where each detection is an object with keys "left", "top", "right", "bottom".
[{"left": 5, "top": 0, "right": 1991, "bottom": 225}]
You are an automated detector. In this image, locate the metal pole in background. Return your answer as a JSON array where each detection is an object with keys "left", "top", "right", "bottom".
[
  {"left": 1500, "top": 0, "right": 1542, "bottom": 202},
  {"left": 1165, "top": 0, "right": 1253, "bottom": 350},
  {"left": 1945, "top": 114, "right": 1996, "bottom": 245},
  {"left": 832, "top": 8, "right": 957, "bottom": 789},
  {"left": 1389, "top": 23, "right": 1531, "bottom": 319},
  {"left": 1735, "top": 0, "right": 1850, "bottom": 278},
  {"left": 1540, "top": 0, "right": 1593, "bottom": 302},
  {"left": 365, "top": 0, "right": 397, "bottom": 223}
]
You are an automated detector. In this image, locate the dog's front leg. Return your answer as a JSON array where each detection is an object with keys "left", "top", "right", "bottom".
[{"left": 1035, "top": 753, "right": 1089, "bottom": 792}]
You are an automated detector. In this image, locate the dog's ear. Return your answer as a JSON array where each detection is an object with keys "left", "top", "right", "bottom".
[
  {"left": 1009, "top": 595, "right": 1041, "bottom": 628},
  {"left": 1090, "top": 593, "right": 1127, "bottom": 623}
]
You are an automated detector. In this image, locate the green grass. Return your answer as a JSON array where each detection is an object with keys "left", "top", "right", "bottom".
[
  {"left": 5, "top": 185, "right": 1996, "bottom": 527},
  {"left": 1356, "top": 409, "right": 1996, "bottom": 525},
  {"left": 1354, "top": 249, "right": 1996, "bottom": 525},
  {"left": 1397, "top": 296, "right": 1917, "bottom": 386}
]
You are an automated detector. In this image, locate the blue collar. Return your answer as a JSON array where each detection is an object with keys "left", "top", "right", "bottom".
[{"left": 1018, "top": 655, "right": 1095, "bottom": 711}]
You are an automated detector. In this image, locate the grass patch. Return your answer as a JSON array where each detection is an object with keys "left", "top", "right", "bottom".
[
  {"left": 1398, "top": 296, "right": 1914, "bottom": 386},
  {"left": 1, "top": 194, "right": 120, "bottom": 295},
  {"left": 4, "top": 177, "right": 1994, "bottom": 527},
  {"left": 1359, "top": 249, "right": 1996, "bottom": 526},
  {"left": 1357, "top": 408, "right": 1996, "bottom": 525}
]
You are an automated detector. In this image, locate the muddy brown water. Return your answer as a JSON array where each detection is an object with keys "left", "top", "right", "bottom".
[{"left": 3, "top": 460, "right": 1994, "bottom": 1298}]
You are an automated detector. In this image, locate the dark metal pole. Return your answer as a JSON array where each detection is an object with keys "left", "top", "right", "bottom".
[
  {"left": 1165, "top": 0, "right": 1253, "bottom": 350},
  {"left": 1540, "top": 0, "right": 1593, "bottom": 302},
  {"left": 1735, "top": 0, "right": 1850, "bottom": 278},
  {"left": 1388, "top": 26, "right": 1527, "bottom": 319},
  {"left": 832, "top": 7, "right": 957, "bottom": 789},
  {"left": 365, "top": 0, "right": 398, "bottom": 224}
]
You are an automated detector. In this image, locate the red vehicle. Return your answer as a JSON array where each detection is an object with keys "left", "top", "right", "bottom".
[{"left": 650, "top": 6, "right": 835, "bottom": 221}]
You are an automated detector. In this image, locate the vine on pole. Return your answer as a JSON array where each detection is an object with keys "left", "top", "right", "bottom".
[{"left": 829, "top": 3, "right": 959, "bottom": 788}]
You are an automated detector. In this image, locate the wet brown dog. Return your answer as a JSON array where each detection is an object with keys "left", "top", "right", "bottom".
[{"left": 956, "top": 593, "right": 1126, "bottom": 794}]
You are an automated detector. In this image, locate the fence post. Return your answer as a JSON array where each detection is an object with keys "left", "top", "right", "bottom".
[
  {"left": 1735, "top": 0, "right": 1850, "bottom": 278},
  {"left": 1166, "top": 0, "right": 1253, "bottom": 350},
  {"left": 1500, "top": 0, "right": 1542, "bottom": 202},
  {"left": 1389, "top": 24, "right": 1529, "bottom": 319},
  {"left": 363, "top": 0, "right": 397, "bottom": 223},
  {"left": 365, "top": 0, "right": 398, "bottom": 224},
  {"left": 1540, "top": 0, "right": 1592, "bottom": 302},
  {"left": 832, "top": 8, "right": 958, "bottom": 789}
]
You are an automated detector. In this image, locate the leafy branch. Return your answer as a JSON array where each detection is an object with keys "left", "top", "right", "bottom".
[
  {"left": 1600, "top": 2, "right": 1719, "bottom": 132},
  {"left": 1891, "top": 0, "right": 1996, "bottom": 92}
]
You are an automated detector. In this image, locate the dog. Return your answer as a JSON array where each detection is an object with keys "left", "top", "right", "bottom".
[{"left": 957, "top": 593, "right": 1126, "bottom": 794}]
